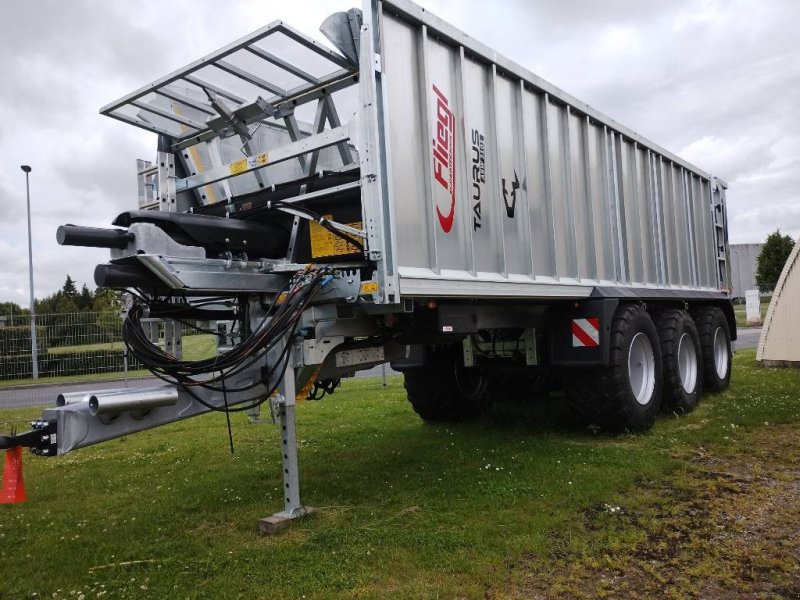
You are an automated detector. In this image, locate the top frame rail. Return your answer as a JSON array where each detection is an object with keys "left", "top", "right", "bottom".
[{"left": 100, "top": 21, "right": 357, "bottom": 151}]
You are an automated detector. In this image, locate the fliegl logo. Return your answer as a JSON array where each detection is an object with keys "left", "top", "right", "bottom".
[{"left": 431, "top": 84, "right": 456, "bottom": 233}]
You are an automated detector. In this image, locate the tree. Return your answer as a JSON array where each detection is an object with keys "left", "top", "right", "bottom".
[
  {"left": 77, "top": 284, "right": 93, "bottom": 311},
  {"left": 755, "top": 230, "right": 795, "bottom": 293},
  {"left": 92, "top": 287, "right": 123, "bottom": 343},
  {"left": 0, "top": 302, "right": 27, "bottom": 318},
  {"left": 92, "top": 287, "right": 121, "bottom": 313},
  {"left": 53, "top": 294, "right": 79, "bottom": 314},
  {"left": 62, "top": 275, "right": 78, "bottom": 298}
]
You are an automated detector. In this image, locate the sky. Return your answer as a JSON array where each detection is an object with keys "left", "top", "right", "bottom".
[{"left": 1, "top": 0, "right": 798, "bottom": 307}]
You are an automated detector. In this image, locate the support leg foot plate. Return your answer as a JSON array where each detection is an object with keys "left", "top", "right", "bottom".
[{"left": 258, "top": 506, "right": 316, "bottom": 535}]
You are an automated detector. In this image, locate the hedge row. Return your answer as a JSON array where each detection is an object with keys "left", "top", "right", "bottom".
[
  {"left": 0, "top": 326, "right": 49, "bottom": 355},
  {"left": 0, "top": 349, "right": 142, "bottom": 381},
  {"left": 42, "top": 322, "right": 122, "bottom": 349},
  {"left": 1, "top": 318, "right": 202, "bottom": 355}
]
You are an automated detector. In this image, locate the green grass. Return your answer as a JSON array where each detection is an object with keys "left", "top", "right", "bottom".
[
  {"left": 179, "top": 334, "right": 217, "bottom": 361},
  {"left": 47, "top": 341, "right": 127, "bottom": 354},
  {"left": 47, "top": 334, "right": 216, "bottom": 359},
  {"left": 733, "top": 296, "right": 769, "bottom": 327},
  {"left": 0, "top": 335, "right": 216, "bottom": 389},
  {"left": 0, "top": 350, "right": 798, "bottom": 599}
]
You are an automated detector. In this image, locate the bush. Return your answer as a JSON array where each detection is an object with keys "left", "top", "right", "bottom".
[
  {"left": 42, "top": 313, "right": 123, "bottom": 348},
  {"left": 756, "top": 230, "right": 795, "bottom": 293},
  {"left": 0, "top": 325, "right": 49, "bottom": 355}
]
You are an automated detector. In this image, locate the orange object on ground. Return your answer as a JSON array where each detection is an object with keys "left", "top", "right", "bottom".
[{"left": 0, "top": 446, "right": 27, "bottom": 504}]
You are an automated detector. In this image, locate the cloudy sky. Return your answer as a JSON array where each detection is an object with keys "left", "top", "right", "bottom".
[{"left": 1, "top": 0, "right": 798, "bottom": 307}]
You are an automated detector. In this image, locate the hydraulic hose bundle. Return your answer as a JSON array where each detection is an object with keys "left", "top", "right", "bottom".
[{"left": 122, "top": 267, "right": 332, "bottom": 413}]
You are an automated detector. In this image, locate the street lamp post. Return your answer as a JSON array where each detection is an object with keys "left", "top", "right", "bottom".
[{"left": 21, "top": 165, "right": 39, "bottom": 379}]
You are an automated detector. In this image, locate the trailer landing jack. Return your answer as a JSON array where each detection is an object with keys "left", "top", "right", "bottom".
[{"left": 259, "top": 360, "right": 316, "bottom": 535}]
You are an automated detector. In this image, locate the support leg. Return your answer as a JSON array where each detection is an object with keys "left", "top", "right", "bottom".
[{"left": 258, "top": 357, "right": 316, "bottom": 535}]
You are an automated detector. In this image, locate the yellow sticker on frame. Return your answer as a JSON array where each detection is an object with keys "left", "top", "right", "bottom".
[
  {"left": 309, "top": 215, "right": 363, "bottom": 258},
  {"left": 229, "top": 152, "right": 269, "bottom": 176},
  {"left": 229, "top": 159, "right": 248, "bottom": 175},
  {"left": 360, "top": 281, "right": 379, "bottom": 295}
]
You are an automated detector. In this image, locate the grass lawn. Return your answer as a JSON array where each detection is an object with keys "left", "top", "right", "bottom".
[
  {"left": 47, "top": 334, "right": 216, "bottom": 360},
  {"left": 733, "top": 296, "right": 769, "bottom": 327},
  {"left": 47, "top": 341, "right": 127, "bottom": 354},
  {"left": 0, "top": 349, "right": 798, "bottom": 598}
]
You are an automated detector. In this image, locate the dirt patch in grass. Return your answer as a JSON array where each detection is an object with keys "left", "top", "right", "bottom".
[{"left": 509, "top": 424, "right": 800, "bottom": 599}]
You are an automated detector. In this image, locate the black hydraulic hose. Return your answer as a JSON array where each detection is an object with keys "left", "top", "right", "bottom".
[{"left": 121, "top": 268, "right": 328, "bottom": 411}]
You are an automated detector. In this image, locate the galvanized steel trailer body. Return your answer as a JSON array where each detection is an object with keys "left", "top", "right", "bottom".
[
  {"left": 99, "top": 0, "right": 732, "bottom": 305},
  {"left": 376, "top": 0, "right": 729, "bottom": 300},
  {"left": 2, "top": 0, "right": 733, "bottom": 530}
]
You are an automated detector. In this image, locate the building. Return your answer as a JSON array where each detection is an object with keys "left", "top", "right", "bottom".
[{"left": 730, "top": 243, "right": 762, "bottom": 300}]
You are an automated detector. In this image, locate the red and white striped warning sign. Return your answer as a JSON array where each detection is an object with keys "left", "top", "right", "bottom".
[{"left": 571, "top": 317, "right": 600, "bottom": 348}]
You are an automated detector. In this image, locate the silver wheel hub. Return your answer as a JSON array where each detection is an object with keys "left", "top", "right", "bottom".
[
  {"left": 677, "top": 332, "right": 698, "bottom": 394},
  {"left": 713, "top": 327, "right": 729, "bottom": 379},
  {"left": 628, "top": 332, "right": 656, "bottom": 406}
]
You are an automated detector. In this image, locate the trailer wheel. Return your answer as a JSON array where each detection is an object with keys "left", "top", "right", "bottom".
[
  {"left": 403, "top": 350, "right": 489, "bottom": 422},
  {"left": 656, "top": 309, "right": 701, "bottom": 414},
  {"left": 565, "top": 304, "right": 663, "bottom": 432},
  {"left": 693, "top": 306, "right": 732, "bottom": 393}
]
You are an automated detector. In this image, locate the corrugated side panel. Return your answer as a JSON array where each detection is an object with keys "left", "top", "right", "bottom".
[{"left": 379, "top": 1, "right": 725, "bottom": 299}]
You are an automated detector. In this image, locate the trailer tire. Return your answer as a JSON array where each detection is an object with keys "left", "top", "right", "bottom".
[
  {"left": 565, "top": 304, "right": 663, "bottom": 432},
  {"left": 656, "top": 309, "right": 701, "bottom": 414},
  {"left": 403, "top": 351, "right": 489, "bottom": 422},
  {"left": 693, "top": 306, "right": 732, "bottom": 393}
]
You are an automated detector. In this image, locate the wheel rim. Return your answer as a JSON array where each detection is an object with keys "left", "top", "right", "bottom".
[
  {"left": 713, "top": 326, "right": 729, "bottom": 379},
  {"left": 628, "top": 332, "right": 656, "bottom": 406},
  {"left": 677, "top": 332, "right": 698, "bottom": 394}
]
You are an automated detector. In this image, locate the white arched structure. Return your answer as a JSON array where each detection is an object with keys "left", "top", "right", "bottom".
[{"left": 757, "top": 238, "right": 800, "bottom": 367}]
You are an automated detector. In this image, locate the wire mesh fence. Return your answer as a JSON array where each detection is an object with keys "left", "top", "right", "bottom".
[
  {"left": 0, "top": 312, "right": 397, "bottom": 409},
  {"left": 0, "top": 312, "right": 134, "bottom": 382}
]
